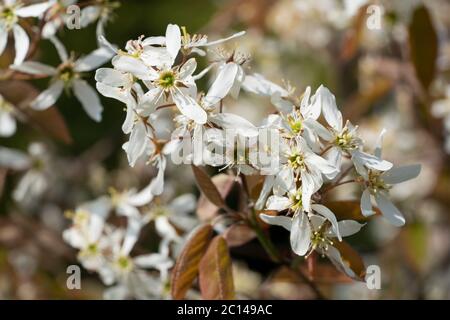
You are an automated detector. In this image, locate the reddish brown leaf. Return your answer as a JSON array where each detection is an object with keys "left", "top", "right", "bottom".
[
  {"left": 333, "top": 241, "right": 366, "bottom": 280},
  {"left": 0, "top": 80, "right": 72, "bottom": 144},
  {"left": 223, "top": 223, "right": 256, "bottom": 247},
  {"left": 340, "top": 4, "right": 370, "bottom": 61},
  {"left": 199, "top": 235, "right": 235, "bottom": 300},
  {"left": 325, "top": 200, "right": 380, "bottom": 222},
  {"left": 171, "top": 224, "right": 213, "bottom": 300},
  {"left": 192, "top": 165, "right": 225, "bottom": 208},
  {"left": 408, "top": 5, "right": 438, "bottom": 91}
]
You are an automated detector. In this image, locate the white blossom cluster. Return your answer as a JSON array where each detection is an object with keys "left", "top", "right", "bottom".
[
  {"left": 63, "top": 186, "right": 197, "bottom": 299},
  {"left": 89, "top": 23, "right": 421, "bottom": 280},
  {"left": 0, "top": 0, "right": 424, "bottom": 296}
]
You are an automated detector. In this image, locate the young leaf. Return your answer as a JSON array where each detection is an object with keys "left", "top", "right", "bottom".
[
  {"left": 324, "top": 200, "right": 380, "bottom": 222},
  {"left": 333, "top": 241, "right": 366, "bottom": 280},
  {"left": 192, "top": 165, "right": 225, "bottom": 208},
  {"left": 171, "top": 224, "right": 213, "bottom": 300},
  {"left": 408, "top": 5, "right": 438, "bottom": 91},
  {"left": 223, "top": 223, "right": 256, "bottom": 248},
  {"left": 199, "top": 235, "right": 235, "bottom": 300}
]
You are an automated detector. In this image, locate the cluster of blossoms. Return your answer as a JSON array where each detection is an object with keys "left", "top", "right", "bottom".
[
  {"left": 0, "top": 1, "right": 424, "bottom": 298},
  {"left": 63, "top": 185, "right": 197, "bottom": 299},
  {"left": 88, "top": 23, "right": 421, "bottom": 282}
]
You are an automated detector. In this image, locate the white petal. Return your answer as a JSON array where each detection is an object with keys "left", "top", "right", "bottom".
[
  {"left": 122, "top": 104, "right": 135, "bottom": 134},
  {"left": 112, "top": 55, "right": 155, "bottom": 81},
  {"left": 16, "top": 2, "right": 52, "bottom": 17},
  {"left": 259, "top": 214, "right": 292, "bottom": 231},
  {"left": 314, "top": 85, "right": 342, "bottom": 131},
  {"left": 150, "top": 157, "right": 166, "bottom": 196},
  {"left": 75, "top": 47, "right": 114, "bottom": 72},
  {"left": 255, "top": 175, "right": 274, "bottom": 210},
  {"left": 374, "top": 128, "right": 387, "bottom": 158},
  {"left": 155, "top": 216, "right": 178, "bottom": 240},
  {"left": 95, "top": 68, "right": 130, "bottom": 87},
  {"left": 351, "top": 150, "right": 393, "bottom": 171},
  {"left": 0, "top": 146, "right": 30, "bottom": 170},
  {"left": 311, "top": 204, "right": 341, "bottom": 241},
  {"left": 96, "top": 82, "right": 130, "bottom": 104},
  {"left": 203, "top": 63, "right": 238, "bottom": 107},
  {"left": 195, "top": 31, "right": 245, "bottom": 47},
  {"left": 127, "top": 180, "right": 155, "bottom": 207},
  {"left": 80, "top": 6, "right": 101, "bottom": 28},
  {"left": 49, "top": 36, "right": 68, "bottom": 62},
  {"left": 31, "top": 80, "right": 64, "bottom": 110},
  {"left": 336, "top": 220, "right": 365, "bottom": 237},
  {"left": 0, "top": 111, "right": 16, "bottom": 137},
  {"left": 134, "top": 253, "right": 172, "bottom": 269},
  {"left": 266, "top": 195, "right": 291, "bottom": 211},
  {"left": 0, "top": 24, "right": 9, "bottom": 56},
  {"left": 210, "top": 113, "right": 258, "bottom": 137},
  {"left": 326, "top": 245, "right": 356, "bottom": 279},
  {"left": 361, "top": 188, "right": 374, "bottom": 217},
  {"left": 124, "top": 121, "right": 148, "bottom": 167},
  {"left": 121, "top": 217, "right": 143, "bottom": 256},
  {"left": 13, "top": 25, "right": 29, "bottom": 65},
  {"left": 381, "top": 164, "right": 421, "bottom": 185},
  {"left": 290, "top": 212, "right": 311, "bottom": 256},
  {"left": 374, "top": 192, "right": 405, "bottom": 227},
  {"left": 168, "top": 194, "right": 196, "bottom": 215},
  {"left": 241, "top": 73, "right": 287, "bottom": 97},
  {"left": 73, "top": 80, "right": 103, "bottom": 122},
  {"left": 165, "top": 24, "right": 181, "bottom": 63},
  {"left": 10, "top": 61, "right": 56, "bottom": 75},
  {"left": 171, "top": 88, "right": 207, "bottom": 124},
  {"left": 179, "top": 58, "right": 197, "bottom": 79}
]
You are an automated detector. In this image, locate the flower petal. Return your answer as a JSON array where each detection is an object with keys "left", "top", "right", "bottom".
[
  {"left": 73, "top": 80, "right": 103, "bottom": 122},
  {"left": 15, "top": 2, "right": 52, "bottom": 17},
  {"left": 31, "top": 80, "right": 64, "bottom": 110},
  {"left": 10, "top": 61, "right": 56, "bottom": 75},
  {"left": 360, "top": 188, "right": 374, "bottom": 217},
  {"left": 290, "top": 212, "right": 311, "bottom": 256},
  {"left": 382, "top": 164, "right": 421, "bottom": 185},
  {"left": 203, "top": 63, "right": 238, "bottom": 107},
  {"left": 165, "top": 23, "right": 181, "bottom": 63},
  {"left": 210, "top": 113, "right": 258, "bottom": 137},
  {"left": 13, "top": 25, "right": 29, "bottom": 65},
  {"left": 374, "top": 192, "right": 405, "bottom": 227},
  {"left": 171, "top": 88, "right": 207, "bottom": 124},
  {"left": 311, "top": 204, "right": 341, "bottom": 241},
  {"left": 259, "top": 214, "right": 292, "bottom": 231},
  {"left": 75, "top": 46, "right": 114, "bottom": 72}
]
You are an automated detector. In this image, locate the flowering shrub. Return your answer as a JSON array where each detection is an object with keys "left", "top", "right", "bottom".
[{"left": 1, "top": 0, "right": 448, "bottom": 300}]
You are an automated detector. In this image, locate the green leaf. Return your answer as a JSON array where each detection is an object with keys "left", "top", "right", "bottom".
[
  {"left": 199, "top": 235, "right": 235, "bottom": 300},
  {"left": 171, "top": 224, "right": 213, "bottom": 300}
]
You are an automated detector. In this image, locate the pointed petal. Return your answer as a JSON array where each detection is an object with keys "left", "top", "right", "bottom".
[
  {"left": 260, "top": 214, "right": 292, "bottom": 231},
  {"left": 13, "top": 25, "right": 29, "bottom": 65},
  {"left": 335, "top": 220, "right": 365, "bottom": 237},
  {"left": 210, "top": 113, "right": 258, "bottom": 137},
  {"left": 382, "top": 164, "right": 421, "bottom": 185},
  {"left": 290, "top": 212, "right": 311, "bottom": 256},
  {"left": 0, "top": 111, "right": 16, "bottom": 137},
  {"left": 374, "top": 192, "right": 405, "bottom": 227},
  {"left": 73, "top": 80, "right": 103, "bottom": 122},
  {"left": 203, "top": 63, "right": 238, "bottom": 107},
  {"left": 171, "top": 88, "right": 207, "bottom": 124},
  {"left": 361, "top": 188, "right": 374, "bottom": 217},
  {"left": 165, "top": 23, "right": 181, "bottom": 63},
  {"left": 16, "top": 2, "right": 52, "bottom": 17},
  {"left": 311, "top": 204, "right": 341, "bottom": 241},
  {"left": 11, "top": 61, "right": 56, "bottom": 75},
  {"left": 31, "top": 80, "right": 64, "bottom": 110},
  {"left": 266, "top": 195, "right": 291, "bottom": 211},
  {"left": 0, "top": 24, "right": 9, "bottom": 56},
  {"left": 49, "top": 36, "right": 68, "bottom": 62},
  {"left": 75, "top": 46, "right": 114, "bottom": 72}
]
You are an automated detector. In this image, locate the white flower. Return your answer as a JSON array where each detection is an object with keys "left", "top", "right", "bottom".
[
  {"left": 313, "top": 85, "right": 393, "bottom": 175},
  {"left": 0, "top": 143, "right": 49, "bottom": 203},
  {"left": 99, "top": 217, "right": 173, "bottom": 287},
  {"left": 0, "top": 0, "right": 52, "bottom": 65},
  {"left": 273, "top": 136, "right": 337, "bottom": 211},
  {"left": 41, "top": 0, "right": 78, "bottom": 38},
  {"left": 63, "top": 196, "right": 112, "bottom": 270},
  {"left": 355, "top": 131, "right": 421, "bottom": 226},
  {"left": 260, "top": 206, "right": 365, "bottom": 278},
  {"left": 0, "top": 94, "right": 17, "bottom": 137},
  {"left": 144, "top": 193, "right": 197, "bottom": 242},
  {"left": 11, "top": 36, "right": 113, "bottom": 121}
]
